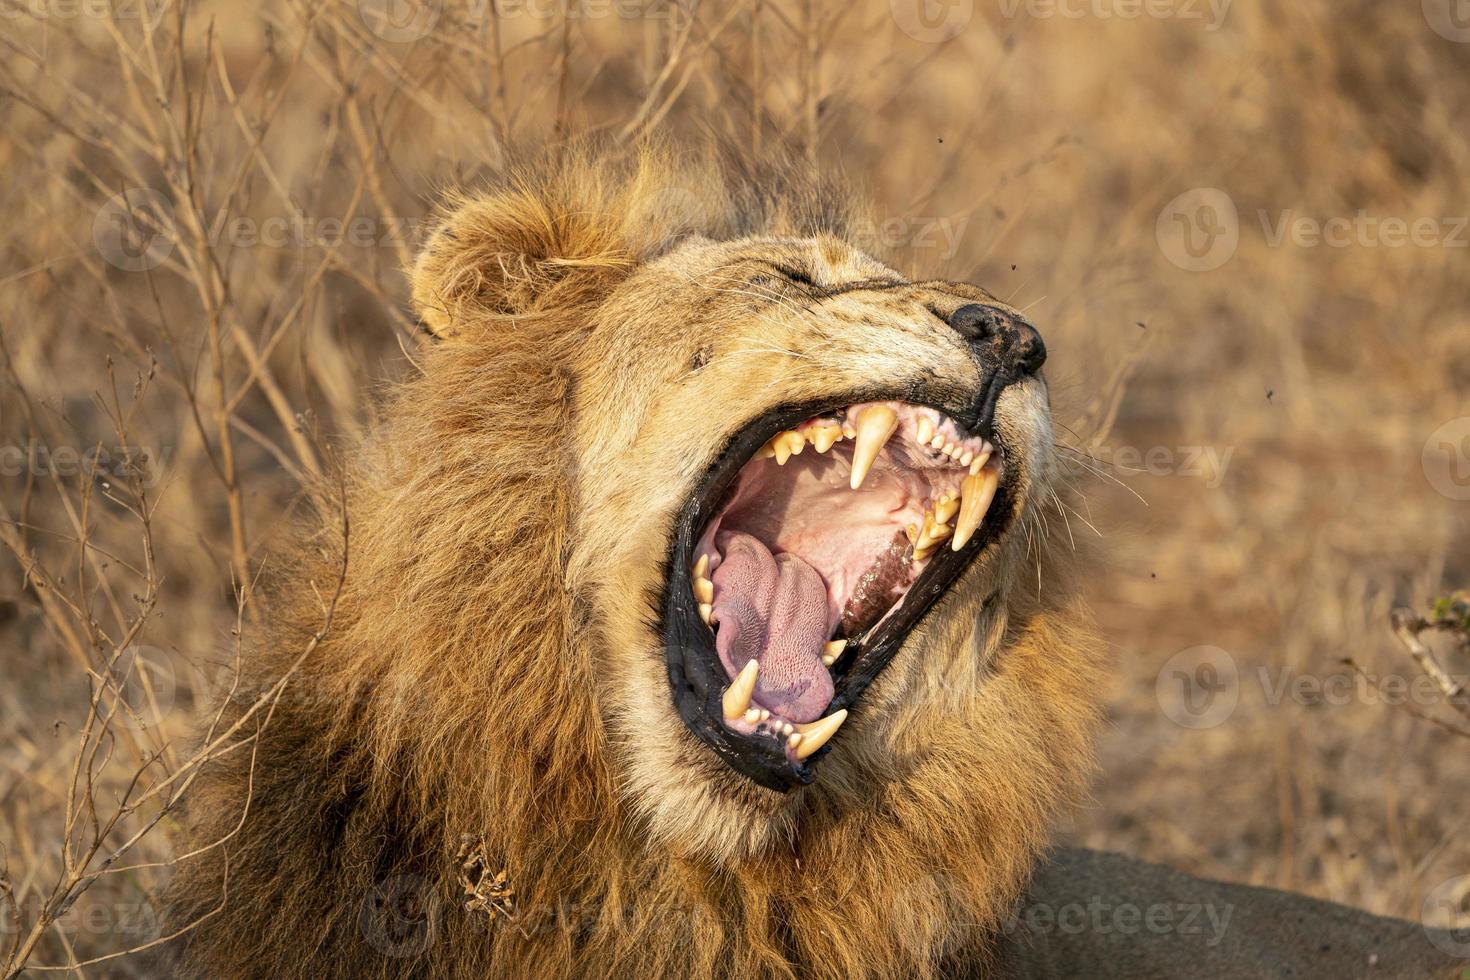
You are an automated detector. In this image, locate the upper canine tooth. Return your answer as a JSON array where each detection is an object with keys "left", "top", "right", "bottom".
[
  {"left": 916, "top": 416, "right": 935, "bottom": 445},
  {"left": 849, "top": 405, "right": 898, "bottom": 490},
  {"left": 822, "top": 638, "right": 847, "bottom": 667},
  {"left": 794, "top": 709, "right": 847, "bottom": 759},
  {"left": 952, "top": 468, "right": 1000, "bottom": 551},
  {"left": 723, "top": 660, "right": 759, "bottom": 721}
]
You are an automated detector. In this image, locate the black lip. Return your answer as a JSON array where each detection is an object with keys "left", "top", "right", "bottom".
[{"left": 660, "top": 388, "right": 1022, "bottom": 792}]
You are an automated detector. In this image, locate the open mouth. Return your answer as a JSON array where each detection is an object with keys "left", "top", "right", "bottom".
[{"left": 663, "top": 399, "right": 1017, "bottom": 791}]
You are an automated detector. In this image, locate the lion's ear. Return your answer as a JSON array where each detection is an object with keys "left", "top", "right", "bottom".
[{"left": 410, "top": 187, "right": 636, "bottom": 340}]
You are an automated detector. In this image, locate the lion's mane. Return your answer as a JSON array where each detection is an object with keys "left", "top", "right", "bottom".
[{"left": 165, "top": 144, "right": 1104, "bottom": 979}]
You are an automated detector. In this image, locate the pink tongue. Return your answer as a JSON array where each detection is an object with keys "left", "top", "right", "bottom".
[{"left": 711, "top": 531, "right": 833, "bottom": 724}]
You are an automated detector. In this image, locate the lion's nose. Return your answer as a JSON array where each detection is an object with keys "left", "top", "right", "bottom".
[{"left": 948, "top": 303, "right": 1047, "bottom": 377}]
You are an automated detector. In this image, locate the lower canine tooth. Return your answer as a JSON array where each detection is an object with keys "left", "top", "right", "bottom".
[
  {"left": 849, "top": 405, "right": 899, "bottom": 490},
  {"left": 935, "top": 495, "right": 959, "bottom": 524},
  {"left": 952, "top": 468, "right": 1000, "bottom": 551},
  {"left": 794, "top": 709, "right": 847, "bottom": 759},
  {"left": 723, "top": 660, "right": 759, "bottom": 721},
  {"left": 915, "top": 519, "right": 953, "bottom": 553}
]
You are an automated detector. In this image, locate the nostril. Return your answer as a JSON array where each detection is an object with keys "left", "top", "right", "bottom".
[
  {"left": 1016, "top": 323, "right": 1047, "bottom": 374},
  {"left": 948, "top": 303, "right": 1005, "bottom": 342},
  {"left": 948, "top": 303, "right": 1047, "bottom": 376}
]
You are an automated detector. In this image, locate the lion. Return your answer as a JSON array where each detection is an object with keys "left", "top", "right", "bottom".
[{"left": 162, "top": 145, "right": 1461, "bottom": 979}]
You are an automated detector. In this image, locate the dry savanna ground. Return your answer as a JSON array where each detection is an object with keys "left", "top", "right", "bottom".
[{"left": 1, "top": 0, "right": 1469, "bottom": 972}]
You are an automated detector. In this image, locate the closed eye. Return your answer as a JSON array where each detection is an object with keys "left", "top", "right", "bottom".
[
  {"left": 765, "top": 262, "right": 821, "bottom": 288},
  {"left": 756, "top": 261, "right": 906, "bottom": 299}
]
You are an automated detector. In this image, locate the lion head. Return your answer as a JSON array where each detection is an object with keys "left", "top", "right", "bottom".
[{"left": 169, "top": 145, "right": 1104, "bottom": 979}]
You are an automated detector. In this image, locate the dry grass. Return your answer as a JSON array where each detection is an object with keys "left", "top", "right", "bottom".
[{"left": 1, "top": 0, "right": 1468, "bottom": 972}]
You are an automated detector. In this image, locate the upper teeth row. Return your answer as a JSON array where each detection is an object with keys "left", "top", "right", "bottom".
[
  {"left": 916, "top": 414, "right": 993, "bottom": 474},
  {"left": 754, "top": 418, "right": 845, "bottom": 466},
  {"left": 757, "top": 405, "right": 992, "bottom": 490},
  {"left": 753, "top": 405, "right": 900, "bottom": 491}
]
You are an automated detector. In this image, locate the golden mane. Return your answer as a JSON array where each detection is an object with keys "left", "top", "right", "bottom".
[{"left": 165, "top": 144, "right": 1104, "bottom": 979}]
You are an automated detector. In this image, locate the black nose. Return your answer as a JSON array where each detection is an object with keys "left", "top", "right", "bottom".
[{"left": 948, "top": 303, "right": 1047, "bottom": 376}]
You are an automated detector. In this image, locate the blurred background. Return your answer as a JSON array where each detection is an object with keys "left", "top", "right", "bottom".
[{"left": 2, "top": 0, "right": 1469, "bottom": 970}]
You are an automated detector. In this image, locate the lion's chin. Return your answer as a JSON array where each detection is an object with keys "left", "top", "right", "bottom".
[{"left": 663, "top": 398, "right": 1020, "bottom": 792}]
